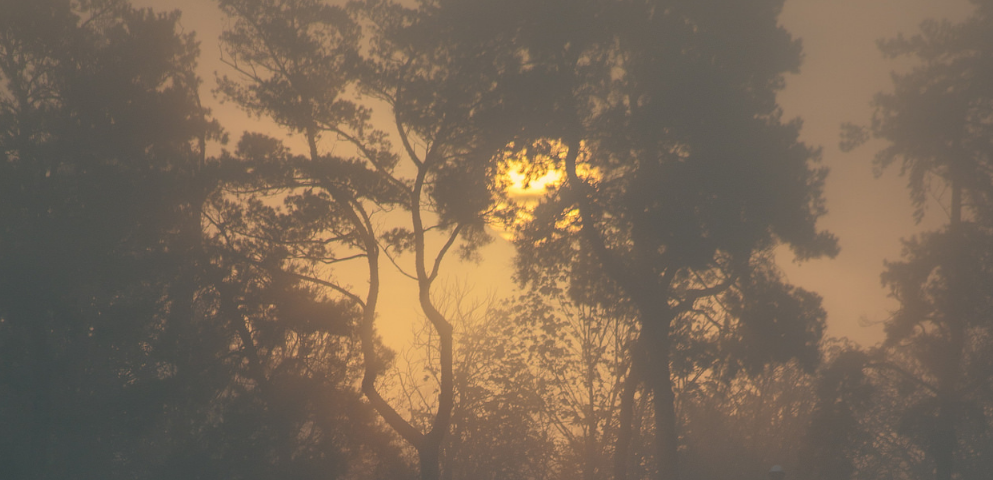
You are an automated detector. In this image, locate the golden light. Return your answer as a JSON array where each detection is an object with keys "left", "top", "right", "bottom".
[
  {"left": 490, "top": 140, "right": 596, "bottom": 242},
  {"left": 504, "top": 165, "right": 564, "bottom": 199}
]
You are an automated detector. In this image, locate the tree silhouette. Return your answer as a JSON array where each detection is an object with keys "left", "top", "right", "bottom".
[
  {"left": 499, "top": 289, "right": 639, "bottom": 480},
  {"left": 214, "top": 1, "right": 507, "bottom": 477},
  {"left": 433, "top": 1, "right": 837, "bottom": 478},
  {"left": 0, "top": 1, "right": 411, "bottom": 477},
  {"left": 0, "top": 1, "right": 213, "bottom": 475},
  {"left": 385, "top": 286, "right": 562, "bottom": 479},
  {"left": 841, "top": 2, "right": 993, "bottom": 478},
  {"left": 681, "top": 359, "right": 818, "bottom": 480}
]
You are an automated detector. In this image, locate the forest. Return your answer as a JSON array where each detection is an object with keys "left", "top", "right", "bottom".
[{"left": 1, "top": 0, "right": 991, "bottom": 479}]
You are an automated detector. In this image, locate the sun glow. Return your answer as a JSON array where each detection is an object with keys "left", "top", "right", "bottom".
[
  {"left": 491, "top": 140, "right": 597, "bottom": 242},
  {"left": 504, "top": 165, "right": 564, "bottom": 199}
]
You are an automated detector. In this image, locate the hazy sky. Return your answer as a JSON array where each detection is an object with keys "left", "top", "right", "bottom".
[{"left": 131, "top": 0, "right": 973, "bottom": 349}]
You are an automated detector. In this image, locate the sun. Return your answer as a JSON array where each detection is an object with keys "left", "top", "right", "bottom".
[
  {"left": 490, "top": 140, "right": 596, "bottom": 241},
  {"left": 504, "top": 164, "right": 564, "bottom": 200}
]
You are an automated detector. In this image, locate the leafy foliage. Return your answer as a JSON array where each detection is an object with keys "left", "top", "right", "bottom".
[{"left": 0, "top": 1, "right": 412, "bottom": 478}]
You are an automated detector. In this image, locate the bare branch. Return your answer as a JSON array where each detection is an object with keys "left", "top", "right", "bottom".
[
  {"left": 378, "top": 241, "right": 419, "bottom": 281},
  {"left": 429, "top": 224, "right": 464, "bottom": 282}
]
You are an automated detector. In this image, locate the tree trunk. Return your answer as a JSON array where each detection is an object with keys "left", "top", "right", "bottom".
[
  {"left": 564, "top": 137, "right": 681, "bottom": 480},
  {"left": 28, "top": 308, "right": 52, "bottom": 480},
  {"left": 933, "top": 414, "right": 955, "bottom": 480},
  {"left": 934, "top": 178, "right": 964, "bottom": 480},
  {"left": 640, "top": 310, "right": 678, "bottom": 480},
  {"left": 648, "top": 344, "right": 679, "bottom": 480},
  {"left": 614, "top": 346, "right": 641, "bottom": 480},
  {"left": 584, "top": 342, "right": 599, "bottom": 480},
  {"left": 419, "top": 441, "right": 442, "bottom": 480}
]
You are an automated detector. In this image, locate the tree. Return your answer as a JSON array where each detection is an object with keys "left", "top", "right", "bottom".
[
  {"left": 387, "top": 285, "right": 561, "bottom": 480},
  {"left": 681, "top": 359, "right": 818, "bottom": 480},
  {"left": 0, "top": 1, "right": 411, "bottom": 477},
  {"left": 198, "top": 135, "right": 414, "bottom": 479},
  {"left": 842, "top": 2, "right": 993, "bottom": 478},
  {"left": 435, "top": 1, "right": 837, "bottom": 478},
  {"left": 0, "top": 1, "right": 213, "bottom": 475},
  {"left": 214, "top": 1, "right": 506, "bottom": 477},
  {"left": 504, "top": 289, "right": 640, "bottom": 480},
  {"left": 797, "top": 344, "right": 878, "bottom": 480}
]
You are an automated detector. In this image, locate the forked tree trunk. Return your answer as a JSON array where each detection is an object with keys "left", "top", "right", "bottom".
[{"left": 353, "top": 136, "right": 456, "bottom": 480}]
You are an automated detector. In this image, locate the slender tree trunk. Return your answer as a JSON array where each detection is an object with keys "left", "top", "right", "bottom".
[
  {"left": 639, "top": 307, "right": 678, "bottom": 480},
  {"left": 648, "top": 341, "right": 678, "bottom": 480},
  {"left": 934, "top": 315, "right": 964, "bottom": 480},
  {"left": 933, "top": 401, "right": 956, "bottom": 480},
  {"left": 614, "top": 345, "right": 641, "bottom": 480},
  {"left": 299, "top": 125, "right": 438, "bottom": 475},
  {"left": 935, "top": 178, "right": 964, "bottom": 480},
  {"left": 652, "top": 373, "right": 679, "bottom": 480},
  {"left": 353, "top": 142, "right": 456, "bottom": 480},
  {"left": 28, "top": 308, "right": 52, "bottom": 480},
  {"left": 413, "top": 162, "right": 455, "bottom": 480},
  {"left": 165, "top": 127, "right": 208, "bottom": 421},
  {"left": 583, "top": 335, "right": 598, "bottom": 480},
  {"left": 414, "top": 288, "right": 452, "bottom": 480}
]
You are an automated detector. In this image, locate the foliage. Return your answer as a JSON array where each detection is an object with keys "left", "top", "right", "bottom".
[
  {"left": 0, "top": 1, "right": 210, "bottom": 475},
  {"left": 681, "top": 360, "right": 818, "bottom": 480},
  {"left": 389, "top": 287, "right": 561, "bottom": 479},
  {"left": 213, "top": 1, "right": 515, "bottom": 478},
  {"left": 438, "top": 1, "right": 838, "bottom": 477},
  {"left": 839, "top": 2, "right": 993, "bottom": 478},
  {"left": 0, "top": 1, "right": 412, "bottom": 478}
]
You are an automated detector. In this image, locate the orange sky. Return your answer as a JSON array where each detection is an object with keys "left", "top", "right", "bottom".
[{"left": 131, "top": 0, "right": 973, "bottom": 349}]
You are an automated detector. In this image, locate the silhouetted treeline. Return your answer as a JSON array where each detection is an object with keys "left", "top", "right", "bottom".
[
  {"left": 1, "top": 0, "right": 991, "bottom": 479},
  {"left": 0, "top": 1, "right": 411, "bottom": 478},
  {"left": 826, "top": 2, "right": 993, "bottom": 478}
]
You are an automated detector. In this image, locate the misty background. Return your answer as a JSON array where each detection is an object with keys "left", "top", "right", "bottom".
[
  {"left": 2, "top": 0, "right": 989, "bottom": 479},
  {"left": 128, "top": 0, "right": 973, "bottom": 349}
]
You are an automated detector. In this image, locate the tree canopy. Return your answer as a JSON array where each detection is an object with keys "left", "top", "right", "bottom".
[
  {"left": 839, "top": 1, "right": 993, "bottom": 478},
  {"left": 0, "top": 1, "right": 411, "bottom": 477},
  {"left": 432, "top": 1, "right": 837, "bottom": 477},
  {"left": 5, "top": 0, "right": 991, "bottom": 479}
]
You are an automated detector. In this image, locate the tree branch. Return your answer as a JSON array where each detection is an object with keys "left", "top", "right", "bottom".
[{"left": 429, "top": 224, "right": 463, "bottom": 282}]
